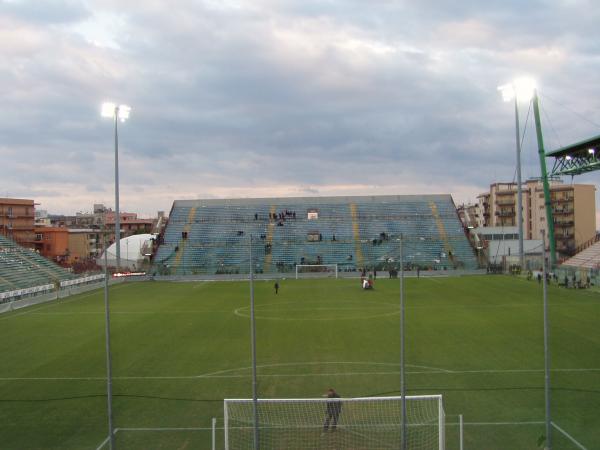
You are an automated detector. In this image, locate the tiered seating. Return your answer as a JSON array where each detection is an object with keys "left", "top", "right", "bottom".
[
  {"left": 0, "top": 235, "right": 75, "bottom": 293},
  {"left": 562, "top": 241, "right": 600, "bottom": 269},
  {"left": 153, "top": 195, "right": 479, "bottom": 275}
]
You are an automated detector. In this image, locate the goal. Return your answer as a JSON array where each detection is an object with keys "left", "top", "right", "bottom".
[
  {"left": 224, "top": 395, "right": 445, "bottom": 450},
  {"left": 295, "top": 264, "right": 338, "bottom": 279}
]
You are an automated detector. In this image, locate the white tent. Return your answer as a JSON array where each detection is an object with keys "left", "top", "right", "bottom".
[{"left": 97, "top": 233, "right": 154, "bottom": 269}]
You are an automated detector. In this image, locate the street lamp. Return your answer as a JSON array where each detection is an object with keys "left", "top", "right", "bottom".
[
  {"left": 498, "top": 77, "right": 535, "bottom": 270},
  {"left": 101, "top": 102, "right": 131, "bottom": 270}
]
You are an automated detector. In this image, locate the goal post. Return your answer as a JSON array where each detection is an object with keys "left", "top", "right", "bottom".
[
  {"left": 224, "top": 395, "right": 445, "bottom": 450},
  {"left": 295, "top": 264, "right": 338, "bottom": 279}
]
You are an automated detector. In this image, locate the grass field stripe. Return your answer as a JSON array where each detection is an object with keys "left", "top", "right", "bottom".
[{"left": 552, "top": 422, "right": 588, "bottom": 450}]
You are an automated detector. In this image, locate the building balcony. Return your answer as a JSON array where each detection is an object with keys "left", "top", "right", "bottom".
[
  {"left": 552, "top": 197, "right": 573, "bottom": 204},
  {"left": 556, "top": 234, "right": 574, "bottom": 241},
  {"left": 5, "top": 224, "right": 35, "bottom": 230},
  {"left": 496, "top": 199, "right": 515, "bottom": 206},
  {"left": 495, "top": 211, "right": 515, "bottom": 217},
  {"left": 554, "top": 220, "right": 574, "bottom": 227},
  {"left": 552, "top": 209, "right": 572, "bottom": 215}
]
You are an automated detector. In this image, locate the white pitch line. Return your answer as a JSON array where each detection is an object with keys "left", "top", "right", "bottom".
[
  {"left": 29, "top": 310, "right": 235, "bottom": 315},
  {"left": 2, "top": 367, "right": 600, "bottom": 381},
  {"left": 410, "top": 364, "right": 453, "bottom": 373},
  {"left": 552, "top": 422, "right": 588, "bottom": 450},
  {"left": 94, "top": 435, "right": 111, "bottom": 450},
  {"left": 117, "top": 427, "right": 212, "bottom": 432},
  {"left": 461, "top": 421, "right": 544, "bottom": 426},
  {"left": 0, "top": 283, "right": 128, "bottom": 322}
]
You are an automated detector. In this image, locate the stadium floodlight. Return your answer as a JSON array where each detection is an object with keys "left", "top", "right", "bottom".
[
  {"left": 565, "top": 155, "right": 572, "bottom": 161},
  {"left": 497, "top": 83, "right": 515, "bottom": 102},
  {"left": 101, "top": 101, "right": 132, "bottom": 270},
  {"left": 589, "top": 148, "right": 595, "bottom": 155},
  {"left": 101, "top": 102, "right": 132, "bottom": 122}
]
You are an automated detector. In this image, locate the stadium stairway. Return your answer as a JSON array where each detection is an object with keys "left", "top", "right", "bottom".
[
  {"left": 263, "top": 205, "right": 277, "bottom": 273},
  {"left": 349, "top": 203, "right": 365, "bottom": 268}
]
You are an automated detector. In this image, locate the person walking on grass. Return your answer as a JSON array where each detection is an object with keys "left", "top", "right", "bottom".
[
  {"left": 323, "top": 388, "right": 342, "bottom": 432},
  {"left": 274, "top": 281, "right": 279, "bottom": 294}
]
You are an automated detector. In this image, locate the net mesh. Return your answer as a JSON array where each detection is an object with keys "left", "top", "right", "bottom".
[
  {"left": 295, "top": 265, "right": 338, "bottom": 279},
  {"left": 225, "top": 396, "right": 443, "bottom": 450}
]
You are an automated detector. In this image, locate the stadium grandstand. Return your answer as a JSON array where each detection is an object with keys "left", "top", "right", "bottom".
[
  {"left": 152, "top": 194, "right": 479, "bottom": 275},
  {"left": 0, "top": 234, "right": 74, "bottom": 293}
]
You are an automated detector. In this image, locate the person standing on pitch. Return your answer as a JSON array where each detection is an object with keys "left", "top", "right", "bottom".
[
  {"left": 323, "top": 388, "right": 342, "bottom": 431},
  {"left": 274, "top": 281, "right": 279, "bottom": 294}
]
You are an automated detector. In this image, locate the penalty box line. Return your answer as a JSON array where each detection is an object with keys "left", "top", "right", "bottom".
[
  {"left": 3, "top": 367, "right": 600, "bottom": 382},
  {"left": 552, "top": 422, "right": 588, "bottom": 450}
]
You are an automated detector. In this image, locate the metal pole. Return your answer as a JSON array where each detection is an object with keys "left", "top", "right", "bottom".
[
  {"left": 114, "top": 107, "right": 121, "bottom": 270},
  {"left": 103, "top": 231, "right": 116, "bottom": 449},
  {"left": 459, "top": 414, "right": 464, "bottom": 450},
  {"left": 400, "top": 235, "right": 407, "bottom": 450},
  {"left": 211, "top": 417, "right": 217, "bottom": 450},
  {"left": 249, "top": 235, "right": 259, "bottom": 450},
  {"left": 541, "top": 233, "right": 552, "bottom": 449},
  {"left": 532, "top": 91, "right": 556, "bottom": 267},
  {"left": 514, "top": 96, "right": 524, "bottom": 270}
]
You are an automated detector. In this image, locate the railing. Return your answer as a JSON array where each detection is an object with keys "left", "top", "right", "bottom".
[
  {"left": 495, "top": 199, "right": 515, "bottom": 206},
  {"left": 573, "top": 233, "right": 600, "bottom": 255}
]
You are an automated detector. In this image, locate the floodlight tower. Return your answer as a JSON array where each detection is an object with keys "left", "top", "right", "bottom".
[
  {"left": 498, "top": 78, "right": 535, "bottom": 270},
  {"left": 101, "top": 102, "right": 131, "bottom": 270},
  {"left": 531, "top": 89, "right": 557, "bottom": 267}
]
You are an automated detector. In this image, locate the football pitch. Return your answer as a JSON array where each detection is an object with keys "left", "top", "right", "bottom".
[{"left": 0, "top": 275, "right": 598, "bottom": 449}]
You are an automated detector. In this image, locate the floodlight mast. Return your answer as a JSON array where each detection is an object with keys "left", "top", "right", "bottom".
[
  {"left": 531, "top": 90, "right": 557, "bottom": 267},
  {"left": 101, "top": 102, "right": 131, "bottom": 270},
  {"left": 498, "top": 81, "right": 526, "bottom": 270}
]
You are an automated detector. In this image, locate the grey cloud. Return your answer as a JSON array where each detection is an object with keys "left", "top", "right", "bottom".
[
  {"left": 2, "top": 1, "right": 599, "bottom": 218},
  {"left": 1, "top": 0, "right": 90, "bottom": 24}
]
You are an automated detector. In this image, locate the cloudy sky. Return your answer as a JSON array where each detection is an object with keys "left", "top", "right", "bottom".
[{"left": 1, "top": 0, "right": 599, "bottom": 223}]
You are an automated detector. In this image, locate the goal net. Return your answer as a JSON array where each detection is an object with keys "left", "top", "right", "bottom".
[
  {"left": 295, "top": 264, "right": 338, "bottom": 279},
  {"left": 224, "top": 395, "right": 444, "bottom": 450}
]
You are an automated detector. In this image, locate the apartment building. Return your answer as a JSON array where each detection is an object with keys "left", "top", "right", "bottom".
[
  {"left": 33, "top": 227, "right": 69, "bottom": 263},
  {"left": 474, "top": 179, "right": 596, "bottom": 256},
  {"left": 0, "top": 198, "right": 35, "bottom": 248},
  {"left": 68, "top": 229, "right": 101, "bottom": 264}
]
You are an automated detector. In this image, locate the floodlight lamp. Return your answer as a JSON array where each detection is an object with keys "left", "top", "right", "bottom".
[
  {"left": 117, "top": 104, "right": 131, "bottom": 122},
  {"left": 513, "top": 77, "right": 536, "bottom": 102},
  {"left": 497, "top": 83, "right": 515, "bottom": 102},
  {"left": 565, "top": 155, "right": 572, "bottom": 161},
  {"left": 589, "top": 148, "right": 595, "bottom": 155},
  {"left": 101, "top": 102, "right": 117, "bottom": 118}
]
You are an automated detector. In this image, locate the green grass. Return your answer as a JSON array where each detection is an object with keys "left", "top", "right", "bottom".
[{"left": 0, "top": 275, "right": 599, "bottom": 449}]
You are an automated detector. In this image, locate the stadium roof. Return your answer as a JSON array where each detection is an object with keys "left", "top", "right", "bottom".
[{"left": 547, "top": 133, "right": 600, "bottom": 176}]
